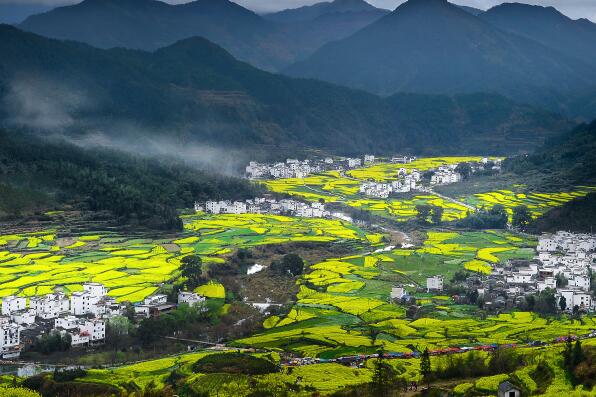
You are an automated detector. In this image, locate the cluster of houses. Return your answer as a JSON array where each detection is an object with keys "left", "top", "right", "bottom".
[
  {"left": 359, "top": 168, "right": 421, "bottom": 198},
  {"left": 195, "top": 197, "right": 329, "bottom": 218},
  {"left": 0, "top": 283, "right": 206, "bottom": 359},
  {"left": 245, "top": 155, "right": 376, "bottom": 180},
  {"left": 430, "top": 165, "right": 463, "bottom": 186},
  {"left": 390, "top": 232, "right": 595, "bottom": 313}
]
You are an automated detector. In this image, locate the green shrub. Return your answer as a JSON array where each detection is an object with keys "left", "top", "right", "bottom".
[{"left": 192, "top": 353, "right": 277, "bottom": 375}]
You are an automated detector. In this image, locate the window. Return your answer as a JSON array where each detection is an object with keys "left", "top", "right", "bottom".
[{"left": 509, "top": 391, "right": 516, "bottom": 397}]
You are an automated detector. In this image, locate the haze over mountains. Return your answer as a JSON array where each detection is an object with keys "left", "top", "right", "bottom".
[
  {"left": 15, "top": 0, "right": 596, "bottom": 120},
  {"left": 0, "top": 25, "right": 571, "bottom": 155}
]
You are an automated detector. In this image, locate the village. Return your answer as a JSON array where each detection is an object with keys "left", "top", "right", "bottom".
[
  {"left": 245, "top": 155, "right": 502, "bottom": 200},
  {"left": 0, "top": 284, "right": 206, "bottom": 359},
  {"left": 245, "top": 155, "right": 377, "bottom": 180},
  {"left": 395, "top": 231, "right": 595, "bottom": 314},
  {"left": 194, "top": 197, "right": 330, "bottom": 218}
]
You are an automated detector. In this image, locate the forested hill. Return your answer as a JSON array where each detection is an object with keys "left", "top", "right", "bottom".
[
  {"left": 528, "top": 193, "right": 596, "bottom": 234},
  {"left": 0, "top": 129, "right": 260, "bottom": 230},
  {"left": 503, "top": 119, "right": 596, "bottom": 188},
  {"left": 0, "top": 25, "right": 573, "bottom": 155}
]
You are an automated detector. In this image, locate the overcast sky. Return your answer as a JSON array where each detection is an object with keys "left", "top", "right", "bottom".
[{"left": 2, "top": 0, "right": 596, "bottom": 21}]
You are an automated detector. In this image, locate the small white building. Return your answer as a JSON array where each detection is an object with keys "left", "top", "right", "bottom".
[
  {"left": 1, "top": 296, "right": 26, "bottom": 316},
  {"left": 364, "top": 155, "right": 375, "bottom": 164},
  {"left": 390, "top": 287, "right": 406, "bottom": 300},
  {"left": 80, "top": 319, "right": 106, "bottom": 343},
  {"left": 0, "top": 319, "right": 21, "bottom": 358},
  {"left": 178, "top": 291, "right": 206, "bottom": 307},
  {"left": 347, "top": 158, "right": 362, "bottom": 168},
  {"left": 558, "top": 289, "right": 592, "bottom": 311},
  {"left": 30, "top": 293, "right": 70, "bottom": 320},
  {"left": 11, "top": 309, "right": 36, "bottom": 326},
  {"left": 427, "top": 276, "right": 444, "bottom": 292}
]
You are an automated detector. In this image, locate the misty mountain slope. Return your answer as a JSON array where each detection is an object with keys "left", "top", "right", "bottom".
[
  {"left": 18, "top": 0, "right": 292, "bottom": 71},
  {"left": 285, "top": 0, "right": 596, "bottom": 115},
  {"left": 481, "top": 3, "right": 596, "bottom": 67},
  {"left": 0, "top": 128, "right": 259, "bottom": 228},
  {"left": 0, "top": 25, "right": 573, "bottom": 154}
]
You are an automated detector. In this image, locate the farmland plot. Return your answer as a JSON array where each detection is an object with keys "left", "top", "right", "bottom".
[{"left": 0, "top": 214, "right": 375, "bottom": 302}]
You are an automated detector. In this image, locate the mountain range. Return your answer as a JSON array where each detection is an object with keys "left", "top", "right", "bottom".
[
  {"left": 16, "top": 0, "right": 596, "bottom": 119},
  {"left": 0, "top": 25, "right": 571, "bottom": 155},
  {"left": 17, "top": 0, "right": 391, "bottom": 71},
  {"left": 286, "top": 0, "right": 596, "bottom": 117},
  {"left": 263, "top": 0, "right": 389, "bottom": 60}
]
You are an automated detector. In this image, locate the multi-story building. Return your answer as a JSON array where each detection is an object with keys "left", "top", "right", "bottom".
[
  {"left": 0, "top": 318, "right": 21, "bottom": 358},
  {"left": 1, "top": 296, "right": 26, "bottom": 316}
]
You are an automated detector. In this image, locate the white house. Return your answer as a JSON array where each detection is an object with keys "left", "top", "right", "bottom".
[
  {"left": 143, "top": 295, "right": 167, "bottom": 306},
  {"left": 80, "top": 319, "right": 106, "bottom": 343},
  {"left": 0, "top": 319, "right": 21, "bottom": 358},
  {"left": 178, "top": 291, "right": 206, "bottom": 307},
  {"left": 30, "top": 293, "right": 70, "bottom": 320},
  {"left": 11, "top": 309, "right": 36, "bottom": 326},
  {"left": 347, "top": 158, "right": 362, "bottom": 168},
  {"left": 558, "top": 289, "right": 592, "bottom": 311},
  {"left": 390, "top": 287, "right": 406, "bottom": 300},
  {"left": 364, "top": 155, "right": 375, "bottom": 163},
  {"left": 1, "top": 296, "right": 26, "bottom": 316},
  {"left": 427, "top": 276, "right": 444, "bottom": 292}
]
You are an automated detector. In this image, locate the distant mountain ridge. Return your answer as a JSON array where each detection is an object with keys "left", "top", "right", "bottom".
[
  {"left": 17, "top": 0, "right": 389, "bottom": 70},
  {"left": 264, "top": 0, "right": 387, "bottom": 23},
  {"left": 264, "top": 0, "right": 389, "bottom": 60},
  {"left": 481, "top": 3, "right": 596, "bottom": 67},
  {"left": 285, "top": 0, "right": 596, "bottom": 117},
  {"left": 0, "top": 25, "right": 572, "bottom": 155},
  {"left": 19, "top": 0, "right": 291, "bottom": 70}
]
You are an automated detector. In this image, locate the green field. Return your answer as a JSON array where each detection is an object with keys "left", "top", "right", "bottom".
[{"left": 0, "top": 214, "right": 380, "bottom": 302}]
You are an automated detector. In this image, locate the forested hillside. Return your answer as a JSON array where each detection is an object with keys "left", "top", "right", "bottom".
[
  {"left": 0, "top": 129, "right": 259, "bottom": 229},
  {"left": 0, "top": 25, "right": 572, "bottom": 155},
  {"left": 503, "top": 119, "right": 596, "bottom": 188}
]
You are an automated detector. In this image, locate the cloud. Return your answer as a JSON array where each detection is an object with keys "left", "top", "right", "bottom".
[
  {"left": 1, "top": 76, "right": 247, "bottom": 175},
  {"left": 3, "top": 78, "right": 92, "bottom": 131}
]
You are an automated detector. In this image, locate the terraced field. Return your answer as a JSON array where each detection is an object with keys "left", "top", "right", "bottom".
[
  {"left": 233, "top": 230, "right": 559, "bottom": 358},
  {"left": 462, "top": 187, "right": 596, "bottom": 218},
  {"left": 68, "top": 331, "right": 594, "bottom": 396},
  {"left": 0, "top": 214, "right": 379, "bottom": 302},
  {"left": 264, "top": 157, "right": 593, "bottom": 222}
]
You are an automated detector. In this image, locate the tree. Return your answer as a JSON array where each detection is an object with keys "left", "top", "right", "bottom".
[
  {"left": 512, "top": 205, "right": 532, "bottom": 229},
  {"left": 420, "top": 348, "right": 432, "bottom": 388},
  {"left": 573, "top": 340, "right": 584, "bottom": 367},
  {"left": 455, "top": 162, "right": 472, "bottom": 179},
  {"left": 415, "top": 205, "right": 432, "bottom": 223},
  {"left": 370, "top": 354, "right": 394, "bottom": 397},
  {"left": 180, "top": 255, "right": 203, "bottom": 290},
  {"left": 559, "top": 296, "right": 567, "bottom": 312},
  {"left": 282, "top": 254, "right": 304, "bottom": 277},
  {"left": 430, "top": 206, "right": 444, "bottom": 224},
  {"left": 556, "top": 273, "right": 568, "bottom": 288},
  {"left": 488, "top": 205, "right": 508, "bottom": 228},
  {"left": 564, "top": 336, "right": 573, "bottom": 370},
  {"left": 106, "top": 315, "right": 131, "bottom": 351},
  {"left": 272, "top": 254, "right": 305, "bottom": 277}
]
